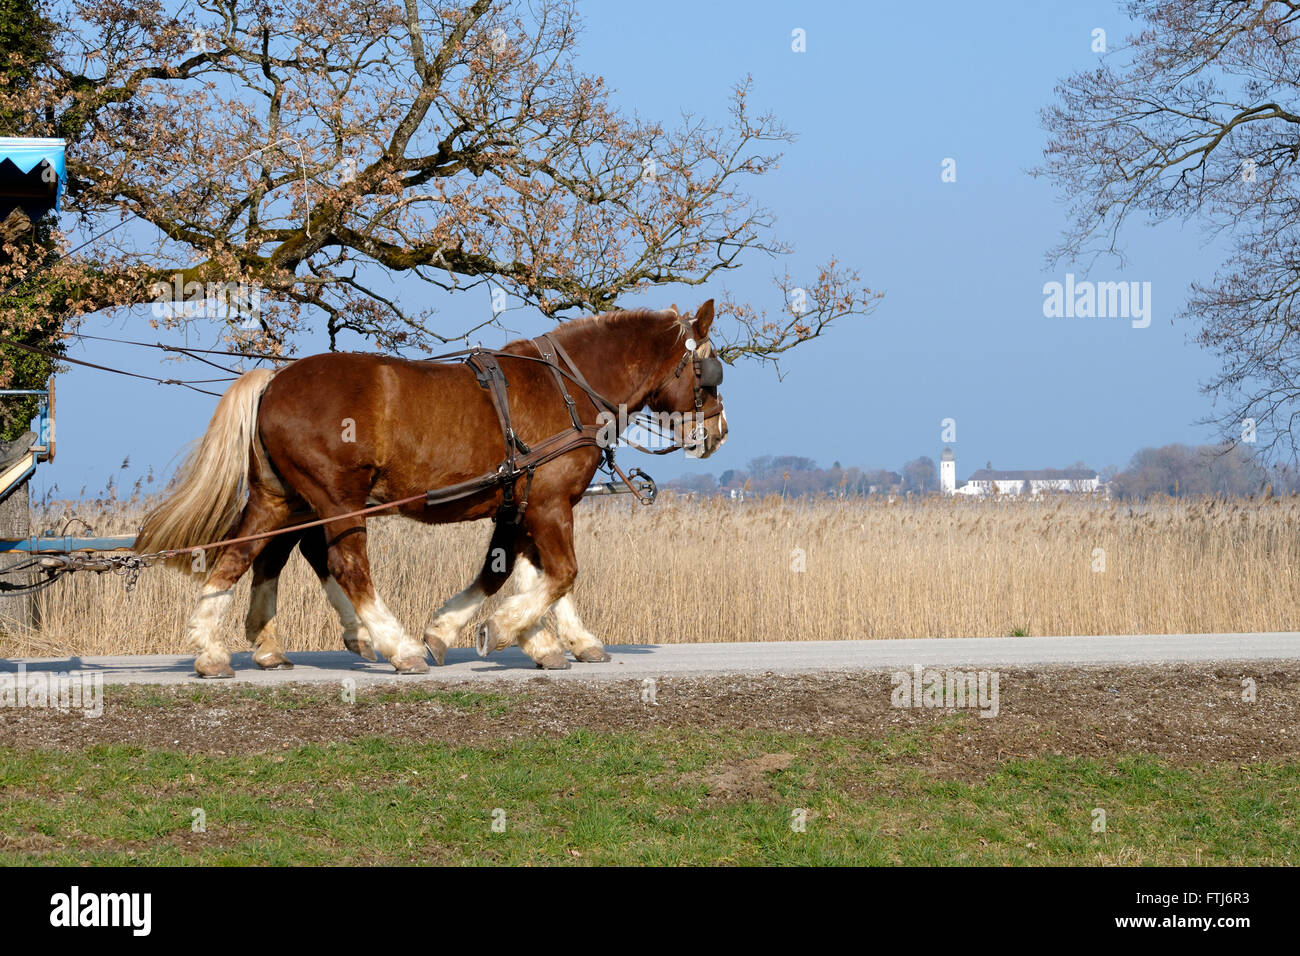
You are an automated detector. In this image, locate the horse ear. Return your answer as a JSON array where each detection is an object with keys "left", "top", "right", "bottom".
[{"left": 693, "top": 299, "right": 715, "bottom": 338}]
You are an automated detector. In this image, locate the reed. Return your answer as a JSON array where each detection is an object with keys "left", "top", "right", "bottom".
[{"left": 4, "top": 492, "right": 1299, "bottom": 658}]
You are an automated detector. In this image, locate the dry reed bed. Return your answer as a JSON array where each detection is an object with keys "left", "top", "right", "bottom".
[{"left": 3, "top": 493, "right": 1299, "bottom": 658}]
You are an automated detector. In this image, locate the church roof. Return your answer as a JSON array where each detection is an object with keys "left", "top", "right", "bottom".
[{"left": 966, "top": 468, "right": 1097, "bottom": 482}]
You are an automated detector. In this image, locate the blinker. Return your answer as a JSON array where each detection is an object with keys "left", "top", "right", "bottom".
[{"left": 697, "top": 355, "right": 724, "bottom": 388}]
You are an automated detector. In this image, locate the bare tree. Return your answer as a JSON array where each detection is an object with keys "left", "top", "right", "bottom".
[
  {"left": 1039, "top": 0, "right": 1300, "bottom": 458},
  {"left": 901, "top": 455, "right": 937, "bottom": 495},
  {"left": 0, "top": 0, "right": 878, "bottom": 376},
  {"left": 1109, "top": 442, "right": 1270, "bottom": 498}
]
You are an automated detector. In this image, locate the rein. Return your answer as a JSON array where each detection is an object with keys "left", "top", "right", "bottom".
[{"left": 1, "top": 337, "right": 237, "bottom": 396}]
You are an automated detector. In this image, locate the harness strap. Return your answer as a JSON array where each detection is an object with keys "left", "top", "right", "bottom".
[
  {"left": 541, "top": 332, "right": 621, "bottom": 417},
  {"left": 465, "top": 349, "right": 530, "bottom": 469},
  {"left": 427, "top": 426, "right": 605, "bottom": 519},
  {"left": 532, "top": 336, "right": 585, "bottom": 432},
  {"left": 622, "top": 433, "right": 689, "bottom": 456},
  {"left": 418, "top": 343, "right": 618, "bottom": 419},
  {"left": 461, "top": 338, "right": 664, "bottom": 523}
]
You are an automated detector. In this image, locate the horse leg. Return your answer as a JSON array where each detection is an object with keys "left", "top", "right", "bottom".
[
  {"left": 423, "top": 520, "right": 517, "bottom": 665},
  {"left": 323, "top": 519, "right": 428, "bottom": 674},
  {"left": 480, "top": 506, "right": 577, "bottom": 670},
  {"left": 552, "top": 594, "right": 611, "bottom": 663},
  {"left": 508, "top": 545, "right": 569, "bottom": 669},
  {"left": 186, "top": 492, "right": 290, "bottom": 678},
  {"left": 508, "top": 532, "right": 609, "bottom": 662},
  {"left": 245, "top": 530, "right": 297, "bottom": 670},
  {"left": 299, "top": 526, "right": 376, "bottom": 661}
]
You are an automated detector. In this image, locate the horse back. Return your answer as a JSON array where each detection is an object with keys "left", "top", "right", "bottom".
[{"left": 252, "top": 350, "right": 597, "bottom": 514}]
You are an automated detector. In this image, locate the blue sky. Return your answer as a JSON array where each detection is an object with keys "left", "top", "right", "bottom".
[{"left": 27, "top": 0, "right": 1228, "bottom": 501}]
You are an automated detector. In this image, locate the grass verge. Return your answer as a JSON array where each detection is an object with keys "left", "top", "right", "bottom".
[{"left": 2, "top": 720, "right": 1295, "bottom": 865}]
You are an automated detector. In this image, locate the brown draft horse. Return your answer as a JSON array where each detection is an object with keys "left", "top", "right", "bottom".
[{"left": 135, "top": 301, "right": 728, "bottom": 677}]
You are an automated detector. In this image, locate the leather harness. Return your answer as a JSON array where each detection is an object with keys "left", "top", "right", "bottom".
[
  {"left": 127, "top": 333, "right": 723, "bottom": 565},
  {"left": 423, "top": 334, "right": 723, "bottom": 524}
]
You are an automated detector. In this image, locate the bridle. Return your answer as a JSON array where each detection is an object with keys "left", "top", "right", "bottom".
[
  {"left": 675, "top": 337, "right": 726, "bottom": 452},
  {"left": 671, "top": 336, "right": 726, "bottom": 420},
  {"left": 632, "top": 336, "right": 726, "bottom": 456}
]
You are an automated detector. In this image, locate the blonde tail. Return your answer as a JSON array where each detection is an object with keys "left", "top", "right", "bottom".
[{"left": 135, "top": 368, "right": 277, "bottom": 572}]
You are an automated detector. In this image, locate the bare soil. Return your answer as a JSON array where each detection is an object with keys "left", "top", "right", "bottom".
[{"left": 1, "top": 663, "right": 1296, "bottom": 777}]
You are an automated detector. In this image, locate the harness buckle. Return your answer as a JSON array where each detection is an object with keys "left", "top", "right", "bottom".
[
  {"left": 506, "top": 427, "right": 530, "bottom": 455},
  {"left": 628, "top": 468, "right": 658, "bottom": 505}
]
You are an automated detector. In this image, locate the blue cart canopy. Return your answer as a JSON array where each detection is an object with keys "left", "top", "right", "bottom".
[{"left": 0, "top": 137, "right": 66, "bottom": 222}]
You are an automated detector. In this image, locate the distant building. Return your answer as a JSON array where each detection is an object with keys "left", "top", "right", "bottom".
[
  {"left": 941, "top": 447, "right": 1103, "bottom": 496},
  {"left": 940, "top": 447, "right": 956, "bottom": 495}
]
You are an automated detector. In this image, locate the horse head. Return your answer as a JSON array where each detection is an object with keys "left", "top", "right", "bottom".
[{"left": 643, "top": 299, "right": 728, "bottom": 458}]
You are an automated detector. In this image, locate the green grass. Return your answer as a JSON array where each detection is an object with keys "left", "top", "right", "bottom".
[{"left": 2, "top": 724, "right": 1297, "bottom": 865}]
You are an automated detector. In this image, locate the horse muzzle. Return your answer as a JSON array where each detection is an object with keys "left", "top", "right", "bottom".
[{"left": 685, "top": 408, "right": 728, "bottom": 459}]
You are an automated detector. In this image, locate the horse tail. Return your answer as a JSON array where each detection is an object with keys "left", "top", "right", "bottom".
[{"left": 135, "top": 368, "right": 278, "bottom": 572}]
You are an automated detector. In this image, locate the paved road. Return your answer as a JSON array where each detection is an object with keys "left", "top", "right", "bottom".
[{"left": 3, "top": 632, "right": 1299, "bottom": 686}]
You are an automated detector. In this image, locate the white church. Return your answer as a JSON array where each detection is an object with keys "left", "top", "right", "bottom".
[{"left": 940, "top": 447, "right": 1103, "bottom": 497}]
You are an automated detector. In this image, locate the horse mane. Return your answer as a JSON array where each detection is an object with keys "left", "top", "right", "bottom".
[{"left": 551, "top": 307, "right": 693, "bottom": 343}]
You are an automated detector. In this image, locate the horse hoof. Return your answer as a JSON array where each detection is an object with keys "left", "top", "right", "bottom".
[
  {"left": 535, "top": 652, "right": 571, "bottom": 670},
  {"left": 393, "top": 655, "right": 429, "bottom": 675},
  {"left": 423, "top": 634, "right": 448, "bottom": 666},
  {"left": 477, "top": 621, "right": 505, "bottom": 657},
  {"left": 194, "top": 658, "right": 235, "bottom": 679},
  {"left": 574, "top": 647, "right": 612, "bottom": 663},
  {"left": 253, "top": 651, "right": 294, "bottom": 670},
  {"left": 343, "top": 633, "right": 378, "bottom": 662}
]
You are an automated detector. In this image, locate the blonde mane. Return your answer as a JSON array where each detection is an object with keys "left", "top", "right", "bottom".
[{"left": 556, "top": 306, "right": 700, "bottom": 346}]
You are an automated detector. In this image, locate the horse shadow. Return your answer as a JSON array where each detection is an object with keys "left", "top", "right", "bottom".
[{"left": 0, "top": 643, "right": 660, "bottom": 681}]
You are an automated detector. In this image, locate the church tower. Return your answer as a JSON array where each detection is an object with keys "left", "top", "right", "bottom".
[{"left": 941, "top": 446, "right": 956, "bottom": 495}]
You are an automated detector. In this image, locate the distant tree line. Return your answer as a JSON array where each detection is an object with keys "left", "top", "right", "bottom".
[
  {"left": 666, "top": 443, "right": 1300, "bottom": 500},
  {"left": 665, "top": 455, "right": 938, "bottom": 498},
  {"left": 1109, "top": 443, "right": 1300, "bottom": 499}
]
